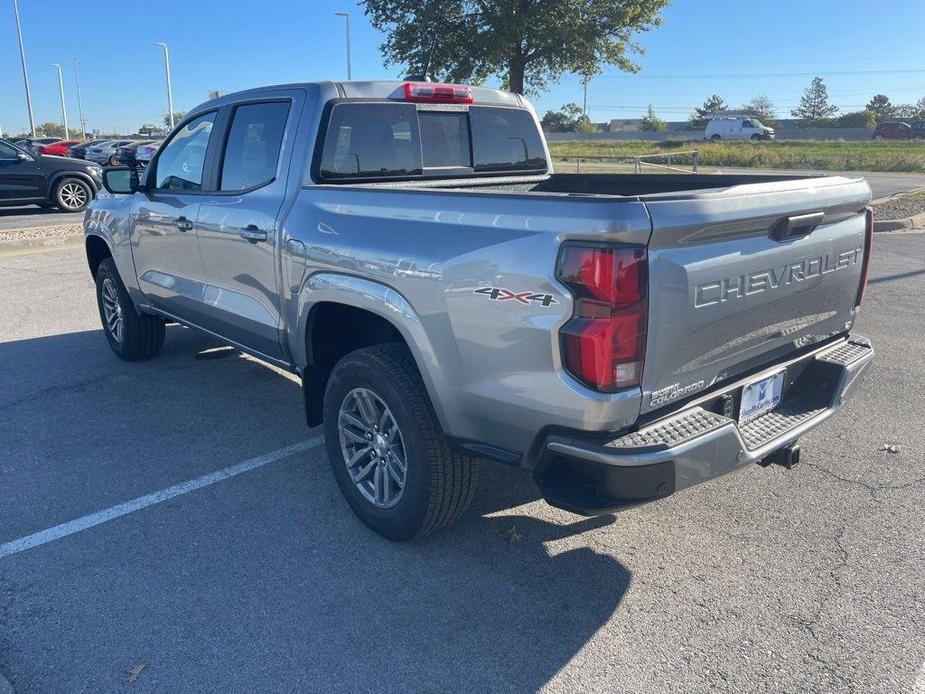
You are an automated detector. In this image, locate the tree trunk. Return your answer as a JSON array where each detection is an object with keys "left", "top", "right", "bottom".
[{"left": 508, "top": 56, "right": 526, "bottom": 95}]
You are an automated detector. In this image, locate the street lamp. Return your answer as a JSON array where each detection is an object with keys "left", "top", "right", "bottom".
[
  {"left": 12, "top": 0, "right": 36, "bottom": 137},
  {"left": 154, "top": 42, "right": 175, "bottom": 130},
  {"left": 334, "top": 12, "right": 352, "bottom": 80},
  {"left": 51, "top": 64, "right": 69, "bottom": 139},
  {"left": 74, "top": 58, "right": 87, "bottom": 138}
]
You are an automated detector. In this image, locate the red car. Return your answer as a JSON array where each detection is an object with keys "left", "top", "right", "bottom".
[
  {"left": 872, "top": 122, "right": 924, "bottom": 140},
  {"left": 38, "top": 139, "right": 80, "bottom": 157}
]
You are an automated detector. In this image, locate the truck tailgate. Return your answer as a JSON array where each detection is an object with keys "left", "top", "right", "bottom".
[{"left": 640, "top": 175, "right": 871, "bottom": 414}]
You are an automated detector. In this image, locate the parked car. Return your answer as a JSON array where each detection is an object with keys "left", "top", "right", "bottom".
[
  {"left": 69, "top": 139, "right": 111, "bottom": 160},
  {"left": 38, "top": 139, "right": 80, "bottom": 157},
  {"left": 115, "top": 141, "right": 158, "bottom": 168},
  {"left": 134, "top": 140, "right": 163, "bottom": 168},
  {"left": 872, "top": 121, "right": 923, "bottom": 140},
  {"left": 14, "top": 136, "right": 62, "bottom": 154},
  {"left": 705, "top": 116, "right": 775, "bottom": 141},
  {"left": 86, "top": 80, "right": 874, "bottom": 540},
  {"left": 85, "top": 140, "right": 137, "bottom": 166},
  {"left": 0, "top": 138, "right": 101, "bottom": 212}
]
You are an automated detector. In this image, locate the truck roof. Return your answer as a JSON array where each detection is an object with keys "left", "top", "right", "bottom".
[{"left": 197, "top": 80, "right": 524, "bottom": 112}]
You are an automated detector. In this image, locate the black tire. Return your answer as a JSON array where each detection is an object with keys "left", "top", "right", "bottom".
[
  {"left": 53, "top": 176, "right": 93, "bottom": 212},
  {"left": 750, "top": 133, "right": 762, "bottom": 141},
  {"left": 710, "top": 134, "right": 721, "bottom": 142},
  {"left": 95, "top": 258, "right": 165, "bottom": 361},
  {"left": 108, "top": 155, "right": 120, "bottom": 166},
  {"left": 322, "top": 343, "right": 477, "bottom": 541}
]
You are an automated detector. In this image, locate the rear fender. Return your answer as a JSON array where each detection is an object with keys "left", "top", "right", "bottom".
[{"left": 291, "top": 272, "right": 450, "bottom": 430}]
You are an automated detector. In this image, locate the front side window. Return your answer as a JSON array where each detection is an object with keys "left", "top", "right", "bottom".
[
  {"left": 154, "top": 112, "right": 216, "bottom": 191},
  {"left": 220, "top": 101, "right": 290, "bottom": 191}
]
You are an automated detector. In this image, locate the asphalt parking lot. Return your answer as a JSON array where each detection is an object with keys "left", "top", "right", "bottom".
[{"left": 0, "top": 236, "right": 923, "bottom": 693}]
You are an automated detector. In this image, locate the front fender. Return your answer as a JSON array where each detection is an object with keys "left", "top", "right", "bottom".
[
  {"left": 84, "top": 195, "right": 142, "bottom": 304},
  {"left": 291, "top": 272, "right": 451, "bottom": 431}
]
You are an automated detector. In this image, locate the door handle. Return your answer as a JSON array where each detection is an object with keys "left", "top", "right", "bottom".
[
  {"left": 175, "top": 217, "right": 194, "bottom": 232},
  {"left": 239, "top": 224, "right": 268, "bottom": 244}
]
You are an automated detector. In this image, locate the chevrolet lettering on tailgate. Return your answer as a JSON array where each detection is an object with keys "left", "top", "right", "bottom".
[{"left": 694, "top": 247, "right": 862, "bottom": 308}]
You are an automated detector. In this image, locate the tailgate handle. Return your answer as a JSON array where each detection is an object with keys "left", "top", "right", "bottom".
[{"left": 771, "top": 211, "right": 824, "bottom": 241}]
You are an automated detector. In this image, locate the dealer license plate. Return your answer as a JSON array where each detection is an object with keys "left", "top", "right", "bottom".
[{"left": 739, "top": 371, "right": 784, "bottom": 424}]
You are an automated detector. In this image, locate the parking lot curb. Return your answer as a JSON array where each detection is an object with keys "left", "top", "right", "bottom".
[
  {"left": 0, "top": 232, "right": 83, "bottom": 254},
  {"left": 874, "top": 211, "right": 925, "bottom": 233}
]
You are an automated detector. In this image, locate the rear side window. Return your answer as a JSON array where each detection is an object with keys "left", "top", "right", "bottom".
[
  {"left": 220, "top": 101, "right": 290, "bottom": 191},
  {"left": 319, "top": 103, "right": 422, "bottom": 179},
  {"left": 316, "top": 102, "right": 546, "bottom": 181}
]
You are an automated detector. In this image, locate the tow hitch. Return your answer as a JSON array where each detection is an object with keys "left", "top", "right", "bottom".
[{"left": 759, "top": 442, "right": 802, "bottom": 470}]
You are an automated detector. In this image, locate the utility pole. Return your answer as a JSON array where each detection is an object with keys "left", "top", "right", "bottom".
[
  {"left": 51, "top": 64, "right": 69, "bottom": 139},
  {"left": 74, "top": 58, "right": 87, "bottom": 138},
  {"left": 12, "top": 0, "right": 36, "bottom": 137},
  {"left": 334, "top": 12, "right": 352, "bottom": 80},
  {"left": 582, "top": 77, "right": 589, "bottom": 119},
  {"left": 154, "top": 43, "right": 175, "bottom": 130}
]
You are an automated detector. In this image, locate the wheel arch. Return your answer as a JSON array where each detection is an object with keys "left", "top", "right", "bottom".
[
  {"left": 295, "top": 273, "right": 448, "bottom": 430},
  {"left": 85, "top": 233, "right": 113, "bottom": 279},
  {"left": 45, "top": 169, "right": 98, "bottom": 199}
]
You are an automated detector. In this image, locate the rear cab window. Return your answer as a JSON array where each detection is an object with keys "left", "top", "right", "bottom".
[{"left": 316, "top": 102, "right": 546, "bottom": 183}]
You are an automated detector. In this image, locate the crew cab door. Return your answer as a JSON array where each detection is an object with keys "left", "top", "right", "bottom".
[
  {"left": 0, "top": 141, "right": 44, "bottom": 202},
  {"left": 131, "top": 111, "right": 218, "bottom": 323},
  {"left": 194, "top": 93, "right": 301, "bottom": 360}
]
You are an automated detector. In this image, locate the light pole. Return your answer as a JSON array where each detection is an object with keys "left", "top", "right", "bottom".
[
  {"left": 334, "top": 12, "right": 352, "bottom": 80},
  {"left": 154, "top": 42, "right": 175, "bottom": 130},
  {"left": 12, "top": 0, "right": 36, "bottom": 137},
  {"left": 51, "top": 64, "right": 69, "bottom": 139},
  {"left": 74, "top": 58, "right": 87, "bottom": 138}
]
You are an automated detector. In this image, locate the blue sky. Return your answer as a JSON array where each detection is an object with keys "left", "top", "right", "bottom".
[{"left": 2, "top": 0, "right": 924, "bottom": 136}]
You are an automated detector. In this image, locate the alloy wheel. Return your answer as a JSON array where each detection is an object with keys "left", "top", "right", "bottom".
[
  {"left": 101, "top": 277, "right": 124, "bottom": 342},
  {"left": 338, "top": 387, "right": 408, "bottom": 509},
  {"left": 59, "top": 182, "right": 88, "bottom": 210}
]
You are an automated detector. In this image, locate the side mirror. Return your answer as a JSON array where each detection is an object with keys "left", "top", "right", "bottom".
[
  {"left": 102, "top": 166, "right": 140, "bottom": 195},
  {"left": 16, "top": 153, "right": 29, "bottom": 162}
]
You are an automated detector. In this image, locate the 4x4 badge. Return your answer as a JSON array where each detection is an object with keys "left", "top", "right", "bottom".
[{"left": 474, "top": 287, "right": 559, "bottom": 307}]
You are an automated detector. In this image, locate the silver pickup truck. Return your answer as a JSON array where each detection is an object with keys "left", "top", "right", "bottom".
[{"left": 85, "top": 80, "right": 874, "bottom": 540}]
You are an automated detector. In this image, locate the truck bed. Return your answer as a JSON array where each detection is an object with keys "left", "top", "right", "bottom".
[{"left": 366, "top": 172, "right": 826, "bottom": 197}]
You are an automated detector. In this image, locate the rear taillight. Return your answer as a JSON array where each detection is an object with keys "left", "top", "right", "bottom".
[
  {"left": 557, "top": 244, "right": 648, "bottom": 391},
  {"left": 402, "top": 81, "right": 473, "bottom": 104},
  {"left": 855, "top": 208, "right": 874, "bottom": 307}
]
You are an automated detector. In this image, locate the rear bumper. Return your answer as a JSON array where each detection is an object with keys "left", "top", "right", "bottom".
[{"left": 536, "top": 335, "right": 874, "bottom": 515}]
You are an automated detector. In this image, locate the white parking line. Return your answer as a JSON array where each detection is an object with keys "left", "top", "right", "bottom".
[{"left": 0, "top": 436, "right": 325, "bottom": 560}]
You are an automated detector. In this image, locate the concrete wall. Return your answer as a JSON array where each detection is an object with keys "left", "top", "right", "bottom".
[{"left": 544, "top": 128, "right": 874, "bottom": 142}]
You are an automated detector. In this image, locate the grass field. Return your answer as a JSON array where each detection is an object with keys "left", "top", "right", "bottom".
[{"left": 547, "top": 139, "right": 925, "bottom": 173}]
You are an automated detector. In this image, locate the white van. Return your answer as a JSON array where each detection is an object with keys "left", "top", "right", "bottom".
[{"left": 705, "top": 117, "right": 775, "bottom": 141}]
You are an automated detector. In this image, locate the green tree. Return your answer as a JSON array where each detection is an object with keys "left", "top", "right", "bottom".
[
  {"left": 865, "top": 94, "right": 893, "bottom": 122},
  {"left": 541, "top": 103, "right": 593, "bottom": 132},
  {"left": 836, "top": 110, "right": 877, "bottom": 128},
  {"left": 361, "top": 0, "right": 670, "bottom": 95},
  {"left": 892, "top": 101, "right": 925, "bottom": 121},
  {"left": 791, "top": 77, "right": 839, "bottom": 123},
  {"left": 639, "top": 104, "right": 666, "bottom": 131},
  {"left": 688, "top": 94, "right": 726, "bottom": 128},
  {"left": 162, "top": 111, "right": 185, "bottom": 129},
  {"left": 743, "top": 95, "right": 777, "bottom": 127},
  {"left": 138, "top": 124, "right": 163, "bottom": 136},
  {"left": 37, "top": 122, "right": 69, "bottom": 138}
]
